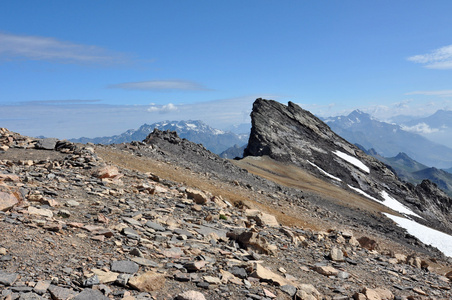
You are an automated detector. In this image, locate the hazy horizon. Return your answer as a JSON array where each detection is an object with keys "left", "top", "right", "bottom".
[{"left": 1, "top": 1, "right": 452, "bottom": 140}]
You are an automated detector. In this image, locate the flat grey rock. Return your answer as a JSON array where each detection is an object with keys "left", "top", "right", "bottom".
[
  {"left": 193, "top": 225, "right": 227, "bottom": 238},
  {"left": 48, "top": 285, "right": 78, "bottom": 300},
  {"left": 19, "top": 293, "right": 43, "bottom": 300},
  {"left": 145, "top": 220, "right": 165, "bottom": 231},
  {"left": 280, "top": 285, "right": 297, "bottom": 297},
  {"left": 111, "top": 260, "right": 139, "bottom": 274},
  {"left": 122, "top": 227, "right": 140, "bottom": 240},
  {"left": 35, "top": 138, "right": 58, "bottom": 150},
  {"left": 0, "top": 271, "right": 18, "bottom": 286},
  {"left": 74, "top": 289, "right": 109, "bottom": 300},
  {"left": 131, "top": 257, "right": 159, "bottom": 267}
]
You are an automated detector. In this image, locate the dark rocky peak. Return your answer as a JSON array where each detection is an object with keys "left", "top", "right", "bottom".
[
  {"left": 143, "top": 128, "right": 184, "bottom": 145},
  {"left": 244, "top": 98, "right": 346, "bottom": 161},
  {"left": 366, "top": 148, "right": 379, "bottom": 156},
  {"left": 392, "top": 152, "right": 423, "bottom": 169},
  {"left": 394, "top": 152, "right": 412, "bottom": 161},
  {"left": 243, "top": 98, "right": 452, "bottom": 234},
  {"left": 244, "top": 98, "right": 378, "bottom": 176}
]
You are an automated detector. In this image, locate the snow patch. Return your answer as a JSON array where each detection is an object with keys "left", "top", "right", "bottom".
[
  {"left": 347, "top": 186, "right": 421, "bottom": 218},
  {"left": 380, "top": 191, "right": 421, "bottom": 218},
  {"left": 308, "top": 161, "right": 342, "bottom": 182},
  {"left": 384, "top": 213, "right": 452, "bottom": 257},
  {"left": 186, "top": 123, "right": 197, "bottom": 129},
  {"left": 347, "top": 185, "right": 379, "bottom": 201},
  {"left": 213, "top": 129, "right": 225, "bottom": 135},
  {"left": 333, "top": 150, "right": 370, "bottom": 173}
]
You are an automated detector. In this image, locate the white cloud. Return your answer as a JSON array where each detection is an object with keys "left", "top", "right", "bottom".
[
  {"left": 0, "top": 32, "right": 127, "bottom": 65},
  {"left": 147, "top": 103, "right": 179, "bottom": 113},
  {"left": 109, "top": 80, "right": 210, "bottom": 91},
  {"left": 393, "top": 99, "right": 413, "bottom": 108},
  {"left": 21, "top": 99, "right": 102, "bottom": 105},
  {"left": 0, "top": 95, "right": 273, "bottom": 139},
  {"left": 405, "top": 90, "right": 452, "bottom": 97},
  {"left": 407, "top": 45, "right": 452, "bottom": 69},
  {"left": 359, "top": 99, "right": 452, "bottom": 121},
  {"left": 401, "top": 122, "right": 441, "bottom": 134}
]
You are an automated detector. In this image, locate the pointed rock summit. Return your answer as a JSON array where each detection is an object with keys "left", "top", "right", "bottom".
[
  {"left": 244, "top": 98, "right": 452, "bottom": 234},
  {"left": 244, "top": 98, "right": 348, "bottom": 161},
  {"left": 244, "top": 98, "right": 374, "bottom": 182}
]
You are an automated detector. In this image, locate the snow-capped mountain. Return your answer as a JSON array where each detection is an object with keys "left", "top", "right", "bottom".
[
  {"left": 70, "top": 120, "right": 248, "bottom": 154},
  {"left": 323, "top": 110, "right": 452, "bottom": 169}
]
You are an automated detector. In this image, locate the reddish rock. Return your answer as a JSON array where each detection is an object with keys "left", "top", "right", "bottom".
[
  {"left": 186, "top": 188, "right": 209, "bottom": 204},
  {"left": 0, "top": 191, "right": 18, "bottom": 212},
  {"left": 357, "top": 236, "right": 379, "bottom": 250},
  {"left": 360, "top": 287, "right": 394, "bottom": 300},
  {"left": 93, "top": 165, "right": 120, "bottom": 179},
  {"left": 313, "top": 265, "right": 339, "bottom": 276},
  {"left": 296, "top": 284, "right": 321, "bottom": 300},
  {"left": 0, "top": 174, "right": 20, "bottom": 182},
  {"left": 128, "top": 271, "right": 166, "bottom": 292},
  {"left": 176, "top": 290, "right": 206, "bottom": 300},
  {"left": 250, "top": 263, "right": 291, "bottom": 286},
  {"left": 234, "top": 230, "right": 278, "bottom": 255}
]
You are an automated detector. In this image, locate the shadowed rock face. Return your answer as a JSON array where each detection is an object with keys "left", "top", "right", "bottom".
[
  {"left": 244, "top": 99, "right": 349, "bottom": 161},
  {"left": 244, "top": 98, "right": 452, "bottom": 234}
]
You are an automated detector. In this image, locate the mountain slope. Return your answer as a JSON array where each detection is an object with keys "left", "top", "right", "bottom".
[
  {"left": 323, "top": 110, "right": 452, "bottom": 169},
  {"left": 219, "top": 143, "right": 247, "bottom": 159},
  {"left": 244, "top": 98, "right": 452, "bottom": 236},
  {"left": 383, "top": 152, "right": 429, "bottom": 173},
  {"left": 412, "top": 168, "right": 452, "bottom": 197},
  {"left": 70, "top": 120, "right": 248, "bottom": 154},
  {"left": 372, "top": 152, "right": 428, "bottom": 182},
  {"left": 2, "top": 125, "right": 452, "bottom": 298},
  {"left": 368, "top": 152, "right": 452, "bottom": 197}
]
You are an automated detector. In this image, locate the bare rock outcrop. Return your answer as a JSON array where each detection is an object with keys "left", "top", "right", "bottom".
[{"left": 243, "top": 98, "right": 452, "bottom": 234}]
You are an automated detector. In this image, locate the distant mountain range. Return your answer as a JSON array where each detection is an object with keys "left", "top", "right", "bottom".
[
  {"left": 219, "top": 144, "right": 247, "bottom": 159},
  {"left": 68, "top": 112, "right": 452, "bottom": 196},
  {"left": 361, "top": 151, "right": 452, "bottom": 197},
  {"left": 70, "top": 120, "right": 249, "bottom": 154},
  {"left": 392, "top": 110, "right": 452, "bottom": 149},
  {"left": 323, "top": 110, "right": 452, "bottom": 169}
]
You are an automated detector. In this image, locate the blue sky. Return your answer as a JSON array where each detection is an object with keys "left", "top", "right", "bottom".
[{"left": 1, "top": 1, "right": 452, "bottom": 139}]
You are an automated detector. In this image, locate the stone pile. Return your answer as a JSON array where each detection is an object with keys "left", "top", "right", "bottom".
[{"left": 0, "top": 130, "right": 451, "bottom": 299}]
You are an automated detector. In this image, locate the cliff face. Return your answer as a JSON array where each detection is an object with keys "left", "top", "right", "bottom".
[
  {"left": 244, "top": 98, "right": 452, "bottom": 233},
  {"left": 245, "top": 99, "right": 353, "bottom": 161}
]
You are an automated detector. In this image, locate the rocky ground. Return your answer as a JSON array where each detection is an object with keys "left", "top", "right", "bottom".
[{"left": 1, "top": 128, "right": 452, "bottom": 300}]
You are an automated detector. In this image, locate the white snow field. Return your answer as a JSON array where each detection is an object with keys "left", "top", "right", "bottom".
[
  {"left": 384, "top": 213, "right": 452, "bottom": 257},
  {"left": 333, "top": 150, "right": 370, "bottom": 173},
  {"left": 380, "top": 191, "right": 422, "bottom": 218},
  {"left": 307, "top": 161, "right": 342, "bottom": 182},
  {"left": 347, "top": 186, "right": 421, "bottom": 218},
  {"left": 347, "top": 185, "right": 379, "bottom": 201}
]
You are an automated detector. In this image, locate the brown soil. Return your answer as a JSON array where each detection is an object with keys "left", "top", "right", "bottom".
[{"left": 95, "top": 147, "right": 321, "bottom": 231}]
